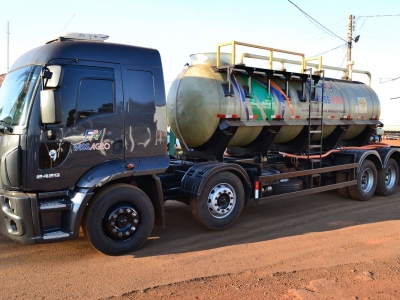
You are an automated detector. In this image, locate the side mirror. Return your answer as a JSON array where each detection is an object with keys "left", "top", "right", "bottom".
[
  {"left": 43, "top": 65, "right": 61, "bottom": 88},
  {"left": 40, "top": 90, "right": 62, "bottom": 124}
]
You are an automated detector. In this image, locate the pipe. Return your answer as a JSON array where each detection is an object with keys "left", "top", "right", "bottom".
[
  {"left": 279, "top": 149, "right": 341, "bottom": 159},
  {"left": 269, "top": 81, "right": 295, "bottom": 118},
  {"left": 278, "top": 143, "right": 391, "bottom": 160}
]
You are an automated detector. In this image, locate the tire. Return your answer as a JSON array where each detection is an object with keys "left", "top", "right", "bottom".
[
  {"left": 348, "top": 159, "right": 377, "bottom": 201},
  {"left": 273, "top": 178, "right": 303, "bottom": 195},
  {"left": 336, "top": 172, "right": 351, "bottom": 198},
  {"left": 375, "top": 158, "right": 399, "bottom": 196},
  {"left": 82, "top": 183, "right": 154, "bottom": 256},
  {"left": 190, "top": 171, "right": 244, "bottom": 230}
]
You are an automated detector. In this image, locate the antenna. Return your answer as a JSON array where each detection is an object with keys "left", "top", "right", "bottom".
[{"left": 60, "top": 14, "right": 75, "bottom": 35}]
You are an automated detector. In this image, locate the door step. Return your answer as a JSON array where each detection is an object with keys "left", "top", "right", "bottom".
[
  {"left": 43, "top": 231, "right": 70, "bottom": 240},
  {"left": 39, "top": 201, "right": 71, "bottom": 212}
]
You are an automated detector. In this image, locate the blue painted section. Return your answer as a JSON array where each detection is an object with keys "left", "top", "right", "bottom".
[{"left": 231, "top": 74, "right": 249, "bottom": 120}]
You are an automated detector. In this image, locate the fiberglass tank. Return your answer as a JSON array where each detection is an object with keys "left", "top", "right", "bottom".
[{"left": 167, "top": 53, "right": 381, "bottom": 149}]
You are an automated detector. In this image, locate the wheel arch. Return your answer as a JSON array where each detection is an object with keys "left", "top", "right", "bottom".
[
  {"left": 180, "top": 162, "right": 252, "bottom": 203},
  {"left": 341, "top": 150, "right": 382, "bottom": 172},
  {"left": 375, "top": 148, "right": 400, "bottom": 169}
]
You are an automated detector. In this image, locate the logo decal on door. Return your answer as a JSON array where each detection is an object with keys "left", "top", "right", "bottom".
[{"left": 84, "top": 129, "right": 103, "bottom": 141}]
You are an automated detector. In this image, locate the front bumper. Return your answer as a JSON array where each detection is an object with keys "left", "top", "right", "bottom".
[{"left": 0, "top": 190, "right": 36, "bottom": 244}]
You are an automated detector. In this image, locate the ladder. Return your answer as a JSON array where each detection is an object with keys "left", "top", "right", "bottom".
[{"left": 306, "top": 69, "right": 325, "bottom": 186}]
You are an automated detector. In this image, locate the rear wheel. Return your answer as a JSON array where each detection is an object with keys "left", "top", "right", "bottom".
[
  {"left": 82, "top": 184, "right": 154, "bottom": 255},
  {"left": 375, "top": 158, "right": 399, "bottom": 196},
  {"left": 336, "top": 172, "right": 351, "bottom": 198},
  {"left": 348, "top": 160, "right": 377, "bottom": 201},
  {"left": 190, "top": 171, "right": 244, "bottom": 230}
]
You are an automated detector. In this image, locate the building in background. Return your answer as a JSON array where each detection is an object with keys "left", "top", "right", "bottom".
[{"left": 0, "top": 74, "right": 5, "bottom": 87}]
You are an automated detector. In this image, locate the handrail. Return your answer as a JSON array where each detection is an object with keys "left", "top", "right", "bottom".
[
  {"left": 238, "top": 53, "right": 372, "bottom": 86},
  {"left": 305, "top": 56, "right": 322, "bottom": 72},
  {"left": 216, "top": 41, "right": 306, "bottom": 73}
]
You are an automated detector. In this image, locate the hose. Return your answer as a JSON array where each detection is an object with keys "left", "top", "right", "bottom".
[
  {"left": 278, "top": 142, "right": 391, "bottom": 159},
  {"left": 341, "top": 142, "right": 390, "bottom": 150},
  {"left": 270, "top": 81, "right": 295, "bottom": 118},
  {"left": 279, "top": 149, "right": 341, "bottom": 159}
]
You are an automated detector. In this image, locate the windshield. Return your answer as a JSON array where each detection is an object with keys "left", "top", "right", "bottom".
[{"left": 0, "top": 65, "right": 40, "bottom": 126}]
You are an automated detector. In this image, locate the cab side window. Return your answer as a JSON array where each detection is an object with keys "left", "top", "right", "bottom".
[
  {"left": 126, "top": 70, "right": 155, "bottom": 114},
  {"left": 58, "top": 65, "right": 115, "bottom": 127},
  {"left": 76, "top": 79, "right": 114, "bottom": 121}
]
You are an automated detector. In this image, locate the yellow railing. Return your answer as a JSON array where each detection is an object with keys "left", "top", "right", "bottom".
[
  {"left": 216, "top": 41, "right": 371, "bottom": 86},
  {"left": 216, "top": 41, "right": 307, "bottom": 73},
  {"left": 305, "top": 56, "right": 323, "bottom": 72}
]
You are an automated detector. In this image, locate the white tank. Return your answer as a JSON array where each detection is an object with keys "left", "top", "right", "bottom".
[{"left": 167, "top": 53, "right": 381, "bottom": 149}]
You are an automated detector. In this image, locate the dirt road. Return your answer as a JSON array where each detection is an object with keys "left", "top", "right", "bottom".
[{"left": 1, "top": 185, "right": 399, "bottom": 299}]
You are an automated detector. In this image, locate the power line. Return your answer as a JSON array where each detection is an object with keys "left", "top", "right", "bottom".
[
  {"left": 312, "top": 43, "right": 347, "bottom": 57},
  {"left": 287, "top": 0, "right": 347, "bottom": 43},
  {"left": 355, "top": 14, "right": 400, "bottom": 31},
  {"left": 358, "top": 14, "right": 400, "bottom": 17},
  {"left": 380, "top": 77, "right": 400, "bottom": 84}
]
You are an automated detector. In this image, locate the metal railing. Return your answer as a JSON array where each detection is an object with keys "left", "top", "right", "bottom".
[
  {"left": 216, "top": 41, "right": 371, "bottom": 86},
  {"left": 238, "top": 53, "right": 371, "bottom": 86},
  {"left": 216, "top": 41, "right": 307, "bottom": 73}
]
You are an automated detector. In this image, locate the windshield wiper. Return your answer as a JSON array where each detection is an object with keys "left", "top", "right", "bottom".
[{"left": 0, "top": 120, "right": 13, "bottom": 133}]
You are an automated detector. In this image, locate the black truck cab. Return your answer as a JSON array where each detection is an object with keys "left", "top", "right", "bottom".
[{"left": 0, "top": 34, "right": 169, "bottom": 254}]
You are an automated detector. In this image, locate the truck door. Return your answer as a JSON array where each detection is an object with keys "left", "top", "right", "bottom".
[
  {"left": 26, "top": 62, "right": 124, "bottom": 191},
  {"left": 122, "top": 66, "right": 167, "bottom": 159}
]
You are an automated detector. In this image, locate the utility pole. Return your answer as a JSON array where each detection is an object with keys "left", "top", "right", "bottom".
[
  {"left": 6, "top": 21, "right": 10, "bottom": 74},
  {"left": 345, "top": 15, "right": 354, "bottom": 81}
]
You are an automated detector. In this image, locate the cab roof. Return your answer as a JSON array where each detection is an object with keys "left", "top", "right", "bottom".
[{"left": 10, "top": 38, "right": 162, "bottom": 71}]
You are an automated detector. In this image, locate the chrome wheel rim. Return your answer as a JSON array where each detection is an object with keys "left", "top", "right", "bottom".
[
  {"left": 361, "top": 168, "right": 374, "bottom": 192},
  {"left": 207, "top": 183, "right": 236, "bottom": 219},
  {"left": 385, "top": 166, "right": 396, "bottom": 189}
]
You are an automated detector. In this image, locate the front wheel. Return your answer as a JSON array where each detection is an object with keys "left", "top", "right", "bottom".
[
  {"left": 348, "top": 159, "right": 377, "bottom": 201},
  {"left": 375, "top": 158, "right": 399, "bottom": 196},
  {"left": 82, "top": 184, "right": 154, "bottom": 255},
  {"left": 190, "top": 171, "right": 244, "bottom": 230}
]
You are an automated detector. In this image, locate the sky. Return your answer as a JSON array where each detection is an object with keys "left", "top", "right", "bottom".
[{"left": 1, "top": 0, "right": 399, "bottom": 126}]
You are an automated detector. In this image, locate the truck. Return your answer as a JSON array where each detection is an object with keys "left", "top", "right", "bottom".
[{"left": 0, "top": 33, "right": 398, "bottom": 255}]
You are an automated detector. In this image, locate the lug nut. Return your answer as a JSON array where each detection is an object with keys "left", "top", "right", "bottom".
[
  {"left": 133, "top": 219, "right": 138, "bottom": 224},
  {"left": 113, "top": 214, "right": 117, "bottom": 219},
  {"left": 112, "top": 229, "right": 117, "bottom": 233},
  {"left": 131, "top": 226, "right": 136, "bottom": 231},
  {"left": 118, "top": 232, "right": 122, "bottom": 237},
  {"left": 119, "top": 209, "right": 123, "bottom": 213},
  {"left": 110, "top": 221, "right": 115, "bottom": 226}
]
